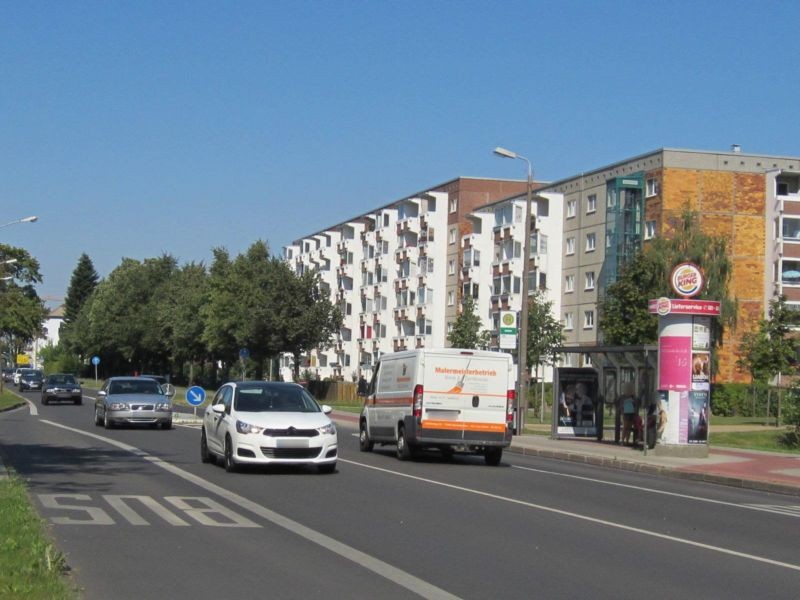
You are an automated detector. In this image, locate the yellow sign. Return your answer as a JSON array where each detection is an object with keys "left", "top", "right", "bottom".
[{"left": 16, "top": 354, "right": 30, "bottom": 366}]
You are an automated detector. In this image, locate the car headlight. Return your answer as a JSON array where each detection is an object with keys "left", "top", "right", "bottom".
[
  {"left": 155, "top": 403, "right": 171, "bottom": 411},
  {"left": 45, "top": 388, "right": 55, "bottom": 393},
  {"left": 236, "top": 420, "right": 264, "bottom": 434},
  {"left": 317, "top": 422, "right": 336, "bottom": 436},
  {"left": 109, "top": 403, "right": 128, "bottom": 410}
]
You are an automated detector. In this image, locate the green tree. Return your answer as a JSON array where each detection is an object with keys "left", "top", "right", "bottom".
[
  {"left": 447, "top": 295, "right": 487, "bottom": 349},
  {"left": 737, "top": 295, "right": 798, "bottom": 418},
  {"left": 526, "top": 288, "right": 564, "bottom": 393},
  {"left": 599, "top": 207, "right": 737, "bottom": 354},
  {"left": 0, "top": 244, "right": 48, "bottom": 373},
  {"left": 277, "top": 264, "right": 343, "bottom": 381},
  {"left": 63, "top": 253, "right": 98, "bottom": 325}
]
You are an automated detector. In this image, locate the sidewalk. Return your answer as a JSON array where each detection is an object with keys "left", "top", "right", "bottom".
[{"left": 332, "top": 411, "right": 800, "bottom": 498}]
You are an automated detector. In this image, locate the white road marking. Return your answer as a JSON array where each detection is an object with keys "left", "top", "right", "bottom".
[
  {"left": 742, "top": 504, "right": 800, "bottom": 518},
  {"left": 340, "top": 458, "right": 800, "bottom": 573},
  {"left": 510, "top": 464, "right": 800, "bottom": 518},
  {"left": 26, "top": 398, "right": 38, "bottom": 416},
  {"left": 39, "top": 419, "right": 461, "bottom": 600},
  {"left": 104, "top": 495, "right": 191, "bottom": 526}
]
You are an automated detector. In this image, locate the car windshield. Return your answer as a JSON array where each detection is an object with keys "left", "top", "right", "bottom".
[
  {"left": 108, "top": 380, "right": 162, "bottom": 395},
  {"left": 23, "top": 370, "right": 42, "bottom": 379},
  {"left": 48, "top": 375, "right": 77, "bottom": 385},
  {"left": 234, "top": 385, "right": 321, "bottom": 413}
]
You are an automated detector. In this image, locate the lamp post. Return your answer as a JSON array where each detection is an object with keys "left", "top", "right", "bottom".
[{"left": 493, "top": 146, "right": 533, "bottom": 434}]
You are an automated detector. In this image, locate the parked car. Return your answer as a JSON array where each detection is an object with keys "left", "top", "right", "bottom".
[
  {"left": 94, "top": 376, "right": 175, "bottom": 429},
  {"left": 2, "top": 368, "right": 13, "bottom": 383},
  {"left": 201, "top": 381, "right": 338, "bottom": 474},
  {"left": 18, "top": 369, "right": 44, "bottom": 392},
  {"left": 42, "top": 374, "right": 82, "bottom": 405},
  {"left": 13, "top": 367, "right": 26, "bottom": 386}
]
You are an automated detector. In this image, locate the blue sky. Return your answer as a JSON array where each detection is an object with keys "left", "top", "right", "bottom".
[{"left": 2, "top": 0, "right": 799, "bottom": 305}]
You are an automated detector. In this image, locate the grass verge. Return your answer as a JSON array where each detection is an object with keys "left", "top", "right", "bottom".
[
  {"left": 0, "top": 389, "right": 26, "bottom": 411},
  {"left": 709, "top": 429, "right": 800, "bottom": 454},
  {"left": 0, "top": 475, "right": 76, "bottom": 599}
]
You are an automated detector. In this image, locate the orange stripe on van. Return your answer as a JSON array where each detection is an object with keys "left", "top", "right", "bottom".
[
  {"left": 421, "top": 420, "right": 507, "bottom": 433},
  {"left": 426, "top": 390, "right": 508, "bottom": 398}
]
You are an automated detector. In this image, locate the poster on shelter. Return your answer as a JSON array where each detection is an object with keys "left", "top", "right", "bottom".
[
  {"left": 688, "top": 390, "right": 709, "bottom": 443},
  {"left": 691, "top": 352, "right": 710, "bottom": 390},
  {"left": 658, "top": 335, "right": 692, "bottom": 391},
  {"left": 692, "top": 317, "right": 710, "bottom": 350}
]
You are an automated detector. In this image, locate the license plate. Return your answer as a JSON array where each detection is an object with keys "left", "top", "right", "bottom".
[{"left": 276, "top": 438, "right": 309, "bottom": 448}]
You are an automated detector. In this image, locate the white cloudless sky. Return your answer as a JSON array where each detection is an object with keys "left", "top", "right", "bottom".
[{"left": 2, "top": 0, "right": 798, "bottom": 303}]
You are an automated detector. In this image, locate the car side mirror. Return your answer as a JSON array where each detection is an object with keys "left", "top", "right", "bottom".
[
  {"left": 211, "top": 403, "right": 225, "bottom": 414},
  {"left": 321, "top": 404, "right": 333, "bottom": 415},
  {"left": 98, "top": 390, "right": 107, "bottom": 397}
]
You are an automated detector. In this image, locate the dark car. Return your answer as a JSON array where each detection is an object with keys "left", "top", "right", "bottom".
[
  {"left": 2, "top": 368, "right": 13, "bottom": 383},
  {"left": 18, "top": 369, "right": 44, "bottom": 391},
  {"left": 42, "top": 373, "right": 82, "bottom": 405}
]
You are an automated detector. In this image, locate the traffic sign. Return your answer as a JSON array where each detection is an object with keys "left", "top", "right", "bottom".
[
  {"left": 186, "top": 386, "right": 206, "bottom": 406},
  {"left": 239, "top": 348, "right": 250, "bottom": 360},
  {"left": 91, "top": 356, "right": 100, "bottom": 366}
]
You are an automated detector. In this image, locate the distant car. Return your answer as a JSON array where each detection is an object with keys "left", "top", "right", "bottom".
[
  {"left": 42, "top": 374, "right": 82, "bottom": 405},
  {"left": 94, "top": 376, "right": 175, "bottom": 429},
  {"left": 18, "top": 369, "right": 44, "bottom": 391},
  {"left": 2, "top": 368, "right": 13, "bottom": 383},
  {"left": 138, "top": 374, "right": 168, "bottom": 386},
  {"left": 13, "top": 367, "right": 26, "bottom": 386},
  {"left": 201, "top": 381, "right": 338, "bottom": 474}
]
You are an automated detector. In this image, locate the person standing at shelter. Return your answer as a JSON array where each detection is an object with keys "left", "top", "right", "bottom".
[{"left": 620, "top": 384, "right": 637, "bottom": 445}]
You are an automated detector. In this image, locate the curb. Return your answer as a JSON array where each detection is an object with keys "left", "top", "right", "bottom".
[{"left": 506, "top": 444, "right": 800, "bottom": 498}]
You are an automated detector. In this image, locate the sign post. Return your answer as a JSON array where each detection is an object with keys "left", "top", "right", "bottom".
[
  {"left": 239, "top": 348, "right": 250, "bottom": 380},
  {"left": 91, "top": 356, "right": 100, "bottom": 383}
]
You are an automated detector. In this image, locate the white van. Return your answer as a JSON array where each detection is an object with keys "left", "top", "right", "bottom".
[{"left": 359, "top": 348, "right": 515, "bottom": 465}]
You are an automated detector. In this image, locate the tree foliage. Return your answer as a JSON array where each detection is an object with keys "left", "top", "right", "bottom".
[
  {"left": 0, "top": 244, "right": 48, "bottom": 361},
  {"left": 526, "top": 289, "right": 564, "bottom": 376},
  {"left": 599, "top": 207, "right": 737, "bottom": 353},
  {"left": 63, "top": 253, "right": 98, "bottom": 324},
  {"left": 447, "top": 295, "right": 488, "bottom": 349}
]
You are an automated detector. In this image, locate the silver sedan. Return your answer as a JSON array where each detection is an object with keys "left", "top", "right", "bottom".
[{"left": 94, "top": 376, "right": 175, "bottom": 429}]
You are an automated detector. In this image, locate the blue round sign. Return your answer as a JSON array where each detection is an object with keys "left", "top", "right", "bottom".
[
  {"left": 91, "top": 356, "right": 100, "bottom": 366},
  {"left": 186, "top": 386, "right": 206, "bottom": 407},
  {"left": 239, "top": 347, "right": 250, "bottom": 360}
]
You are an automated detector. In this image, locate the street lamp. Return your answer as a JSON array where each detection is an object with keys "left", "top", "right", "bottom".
[
  {"left": 0, "top": 215, "right": 38, "bottom": 229},
  {"left": 493, "top": 146, "right": 534, "bottom": 434}
]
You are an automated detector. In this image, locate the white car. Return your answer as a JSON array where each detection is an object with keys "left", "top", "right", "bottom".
[{"left": 201, "top": 381, "right": 338, "bottom": 474}]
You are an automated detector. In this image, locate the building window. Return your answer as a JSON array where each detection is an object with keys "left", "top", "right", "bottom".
[
  {"left": 564, "top": 312, "right": 574, "bottom": 330},
  {"left": 645, "top": 220, "right": 657, "bottom": 240},
  {"left": 447, "top": 290, "right": 455, "bottom": 306},
  {"left": 449, "top": 227, "right": 457, "bottom": 244},
  {"left": 449, "top": 198, "right": 458, "bottom": 213},
  {"left": 585, "top": 271, "right": 595, "bottom": 290},
  {"left": 566, "top": 237, "right": 575, "bottom": 255},
  {"left": 448, "top": 259, "right": 455, "bottom": 275},
  {"left": 584, "top": 310, "right": 594, "bottom": 329},
  {"left": 586, "top": 194, "right": 597, "bottom": 214},
  {"left": 565, "top": 274, "right": 574, "bottom": 293},
  {"left": 585, "top": 232, "right": 596, "bottom": 252},
  {"left": 566, "top": 199, "right": 577, "bottom": 218},
  {"left": 646, "top": 178, "right": 659, "bottom": 197}
]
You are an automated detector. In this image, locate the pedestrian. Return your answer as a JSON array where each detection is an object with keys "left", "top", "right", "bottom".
[
  {"left": 620, "top": 384, "right": 637, "bottom": 445},
  {"left": 357, "top": 374, "right": 368, "bottom": 398}
]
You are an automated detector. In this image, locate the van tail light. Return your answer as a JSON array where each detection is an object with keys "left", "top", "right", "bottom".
[
  {"left": 506, "top": 389, "right": 515, "bottom": 424},
  {"left": 413, "top": 384, "right": 424, "bottom": 418}
]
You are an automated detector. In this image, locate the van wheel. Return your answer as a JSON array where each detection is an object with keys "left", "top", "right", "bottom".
[
  {"left": 484, "top": 447, "right": 502, "bottom": 466},
  {"left": 359, "top": 420, "right": 374, "bottom": 452},
  {"left": 396, "top": 426, "right": 414, "bottom": 461},
  {"left": 440, "top": 447, "right": 454, "bottom": 461}
]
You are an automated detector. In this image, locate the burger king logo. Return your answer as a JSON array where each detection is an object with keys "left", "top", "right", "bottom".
[
  {"left": 671, "top": 262, "right": 704, "bottom": 298},
  {"left": 656, "top": 297, "right": 671, "bottom": 316}
]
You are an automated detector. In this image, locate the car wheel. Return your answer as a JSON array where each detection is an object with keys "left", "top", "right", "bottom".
[
  {"left": 103, "top": 411, "right": 114, "bottom": 429},
  {"left": 224, "top": 436, "right": 238, "bottom": 473},
  {"left": 75, "top": 398, "right": 82, "bottom": 405},
  {"left": 200, "top": 429, "right": 213, "bottom": 464},
  {"left": 484, "top": 447, "right": 502, "bottom": 466},
  {"left": 359, "top": 420, "right": 374, "bottom": 452},
  {"left": 161, "top": 419, "right": 172, "bottom": 430},
  {"left": 318, "top": 462, "right": 336, "bottom": 474},
  {"left": 94, "top": 407, "right": 102, "bottom": 426},
  {"left": 396, "top": 425, "right": 414, "bottom": 461}
]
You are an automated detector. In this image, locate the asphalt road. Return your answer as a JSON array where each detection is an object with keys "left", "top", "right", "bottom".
[{"left": 2, "top": 388, "right": 799, "bottom": 599}]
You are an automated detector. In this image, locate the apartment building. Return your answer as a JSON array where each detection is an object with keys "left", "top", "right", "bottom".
[
  {"left": 540, "top": 147, "right": 800, "bottom": 383},
  {"left": 282, "top": 177, "right": 528, "bottom": 381}
]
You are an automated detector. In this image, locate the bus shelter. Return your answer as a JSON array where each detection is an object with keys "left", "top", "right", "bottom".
[{"left": 552, "top": 345, "right": 658, "bottom": 450}]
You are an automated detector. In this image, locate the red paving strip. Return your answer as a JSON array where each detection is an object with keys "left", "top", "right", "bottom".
[
  {"left": 332, "top": 411, "right": 359, "bottom": 424},
  {"left": 680, "top": 449, "right": 800, "bottom": 487}
]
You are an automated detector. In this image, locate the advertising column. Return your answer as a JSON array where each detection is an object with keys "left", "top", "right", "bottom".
[{"left": 649, "top": 263, "right": 719, "bottom": 456}]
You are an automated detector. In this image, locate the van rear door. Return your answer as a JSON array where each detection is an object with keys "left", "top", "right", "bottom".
[{"left": 420, "top": 351, "right": 510, "bottom": 440}]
